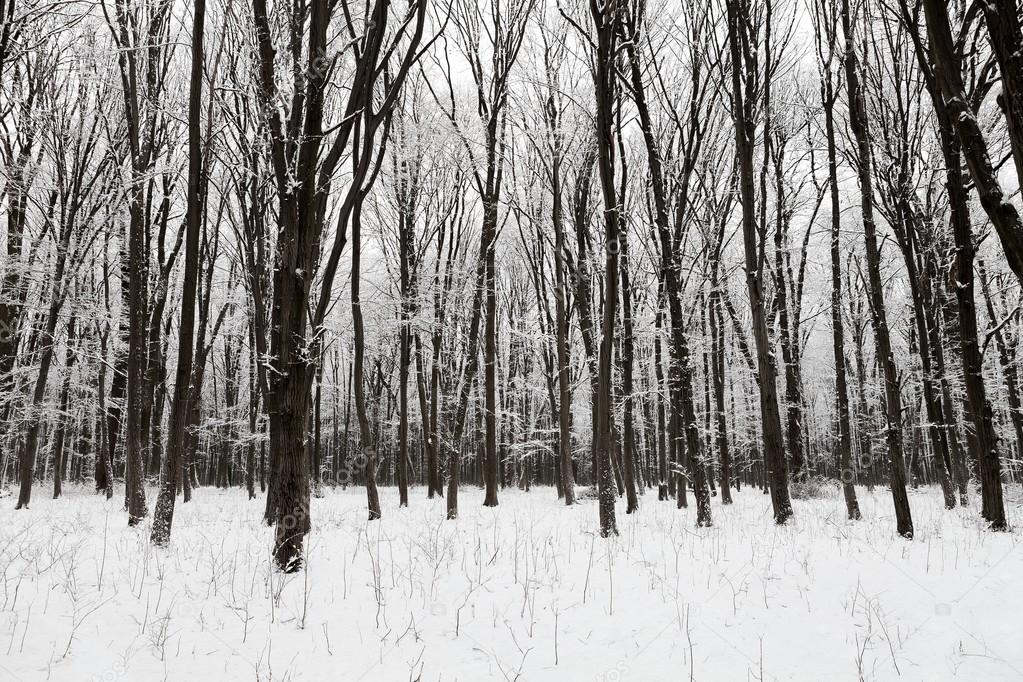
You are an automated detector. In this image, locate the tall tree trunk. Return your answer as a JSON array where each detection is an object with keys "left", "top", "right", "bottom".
[
  {"left": 414, "top": 332, "right": 438, "bottom": 498},
  {"left": 618, "top": 164, "right": 639, "bottom": 514},
  {"left": 547, "top": 93, "right": 575, "bottom": 506},
  {"left": 246, "top": 319, "right": 258, "bottom": 499},
  {"left": 590, "top": 0, "right": 621, "bottom": 537},
  {"left": 842, "top": 0, "right": 912, "bottom": 538},
  {"left": 772, "top": 146, "right": 806, "bottom": 483},
  {"left": 708, "top": 268, "right": 732, "bottom": 504},
  {"left": 16, "top": 195, "right": 72, "bottom": 509},
  {"left": 891, "top": 204, "right": 957, "bottom": 508},
  {"left": 654, "top": 299, "right": 668, "bottom": 501},
  {"left": 903, "top": 0, "right": 1006, "bottom": 525},
  {"left": 948, "top": 182, "right": 1007, "bottom": 529},
  {"left": 152, "top": 0, "right": 204, "bottom": 544},
  {"left": 96, "top": 324, "right": 114, "bottom": 499},
  {"left": 482, "top": 193, "right": 499, "bottom": 508},
  {"left": 818, "top": 12, "right": 860, "bottom": 518},
  {"left": 396, "top": 170, "right": 415, "bottom": 507},
  {"left": 312, "top": 356, "right": 323, "bottom": 491},
  {"left": 622, "top": 2, "right": 711, "bottom": 525},
  {"left": 726, "top": 0, "right": 792, "bottom": 524}
]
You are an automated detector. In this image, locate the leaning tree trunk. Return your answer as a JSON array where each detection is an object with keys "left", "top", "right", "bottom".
[
  {"left": 622, "top": 6, "right": 710, "bottom": 525},
  {"left": 16, "top": 190, "right": 79, "bottom": 510},
  {"left": 923, "top": 74, "right": 1008, "bottom": 528},
  {"left": 891, "top": 202, "right": 957, "bottom": 509},
  {"left": 842, "top": 0, "right": 912, "bottom": 538},
  {"left": 946, "top": 154, "right": 1007, "bottom": 530},
  {"left": 921, "top": 0, "right": 1023, "bottom": 286}
]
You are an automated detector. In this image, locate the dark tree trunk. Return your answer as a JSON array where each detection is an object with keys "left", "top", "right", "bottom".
[
  {"left": 618, "top": 166, "right": 639, "bottom": 515},
  {"left": 622, "top": 2, "right": 711, "bottom": 525},
  {"left": 708, "top": 269, "right": 732, "bottom": 505},
  {"left": 16, "top": 191, "right": 72, "bottom": 509},
  {"left": 152, "top": 0, "right": 204, "bottom": 544},
  {"left": 816, "top": 3, "right": 860, "bottom": 517},
  {"left": 726, "top": 0, "right": 792, "bottom": 524},
  {"left": 842, "top": 0, "right": 912, "bottom": 538},
  {"left": 482, "top": 194, "right": 500, "bottom": 508},
  {"left": 654, "top": 299, "right": 668, "bottom": 501},
  {"left": 907, "top": 0, "right": 1006, "bottom": 527},
  {"left": 590, "top": 0, "right": 621, "bottom": 537},
  {"left": 771, "top": 143, "right": 806, "bottom": 484},
  {"left": 921, "top": 0, "right": 1023, "bottom": 286}
]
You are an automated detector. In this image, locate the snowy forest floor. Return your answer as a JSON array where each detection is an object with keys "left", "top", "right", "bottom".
[{"left": 1, "top": 483, "right": 1021, "bottom": 681}]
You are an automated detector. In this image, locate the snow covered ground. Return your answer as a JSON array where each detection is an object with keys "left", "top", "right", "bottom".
[{"left": 1, "top": 483, "right": 1020, "bottom": 681}]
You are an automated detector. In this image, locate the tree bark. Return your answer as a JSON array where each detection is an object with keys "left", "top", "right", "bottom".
[
  {"left": 151, "top": 0, "right": 204, "bottom": 545},
  {"left": 590, "top": 0, "right": 621, "bottom": 537},
  {"left": 816, "top": 2, "right": 860, "bottom": 518},
  {"left": 726, "top": 0, "right": 792, "bottom": 524},
  {"left": 921, "top": 0, "right": 1023, "bottom": 286},
  {"left": 905, "top": 0, "right": 1006, "bottom": 526},
  {"left": 842, "top": 0, "right": 912, "bottom": 538}
]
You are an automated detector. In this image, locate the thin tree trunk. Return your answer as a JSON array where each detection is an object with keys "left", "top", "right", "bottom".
[
  {"left": 547, "top": 91, "right": 575, "bottom": 506},
  {"left": 352, "top": 194, "right": 381, "bottom": 521},
  {"left": 51, "top": 316, "right": 77, "bottom": 499},
  {"left": 817, "top": 7, "right": 860, "bottom": 518}
]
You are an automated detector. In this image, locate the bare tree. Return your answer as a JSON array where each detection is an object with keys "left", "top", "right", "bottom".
[
  {"left": 813, "top": 0, "right": 860, "bottom": 519},
  {"left": 16, "top": 69, "right": 113, "bottom": 508},
  {"left": 902, "top": 0, "right": 1007, "bottom": 529},
  {"left": 251, "top": 0, "right": 428, "bottom": 563},
  {"left": 841, "top": 0, "right": 913, "bottom": 538},
  {"left": 151, "top": 0, "right": 206, "bottom": 545},
  {"left": 725, "top": 0, "right": 793, "bottom": 523},
  {"left": 619, "top": 0, "right": 717, "bottom": 524},
  {"left": 920, "top": 0, "right": 1023, "bottom": 286}
]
